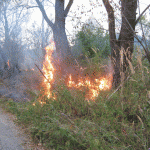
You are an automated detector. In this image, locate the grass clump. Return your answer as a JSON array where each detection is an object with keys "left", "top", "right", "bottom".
[{"left": 0, "top": 48, "right": 150, "bottom": 150}]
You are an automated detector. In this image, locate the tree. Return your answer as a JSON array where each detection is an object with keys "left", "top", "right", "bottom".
[
  {"left": 73, "top": 20, "right": 111, "bottom": 58},
  {"left": 35, "top": 0, "right": 75, "bottom": 67},
  {"left": 0, "top": 0, "right": 28, "bottom": 77},
  {"left": 102, "top": 0, "right": 150, "bottom": 87},
  {"left": 24, "top": 23, "right": 53, "bottom": 69}
]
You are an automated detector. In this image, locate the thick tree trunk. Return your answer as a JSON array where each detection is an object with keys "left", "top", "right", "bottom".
[
  {"left": 119, "top": 0, "right": 137, "bottom": 71},
  {"left": 103, "top": 0, "right": 137, "bottom": 87},
  {"left": 53, "top": 28, "right": 72, "bottom": 62},
  {"left": 54, "top": 0, "right": 75, "bottom": 65},
  {"left": 35, "top": 0, "right": 76, "bottom": 71}
]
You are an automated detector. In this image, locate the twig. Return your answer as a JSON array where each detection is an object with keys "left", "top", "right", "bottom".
[
  {"left": 35, "top": 64, "right": 51, "bottom": 83},
  {"left": 60, "top": 113, "right": 77, "bottom": 127},
  {"left": 107, "top": 75, "right": 130, "bottom": 100},
  {"left": 137, "top": 0, "right": 149, "bottom": 51},
  {"left": 122, "top": 14, "right": 150, "bottom": 63},
  {"left": 107, "top": 65, "right": 138, "bottom": 100},
  {"left": 35, "top": 63, "right": 73, "bottom": 103},
  {"left": 135, "top": 4, "right": 150, "bottom": 25}
]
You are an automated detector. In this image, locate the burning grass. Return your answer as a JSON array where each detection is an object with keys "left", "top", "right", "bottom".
[
  {"left": 40, "top": 42, "right": 113, "bottom": 102},
  {"left": 0, "top": 48, "right": 150, "bottom": 149}
]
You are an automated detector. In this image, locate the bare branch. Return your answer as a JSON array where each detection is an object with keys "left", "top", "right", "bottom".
[
  {"left": 138, "top": 0, "right": 149, "bottom": 52},
  {"left": 123, "top": 14, "right": 150, "bottom": 63},
  {"left": 35, "top": 0, "right": 54, "bottom": 30},
  {"left": 64, "top": 0, "right": 73, "bottom": 18},
  {"left": 26, "top": 5, "right": 39, "bottom": 9},
  {"left": 135, "top": 4, "right": 150, "bottom": 25},
  {"left": 14, "top": 4, "right": 38, "bottom": 9},
  {"left": 35, "top": 64, "right": 51, "bottom": 83}
]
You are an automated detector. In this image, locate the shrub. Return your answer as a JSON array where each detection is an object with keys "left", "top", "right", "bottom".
[{"left": 71, "top": 21, "right": 111, "bottom": 59}]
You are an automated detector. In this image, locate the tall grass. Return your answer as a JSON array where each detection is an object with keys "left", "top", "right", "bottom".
[{"left": 0, "top": 47, "right": 150, "bottom": 150}]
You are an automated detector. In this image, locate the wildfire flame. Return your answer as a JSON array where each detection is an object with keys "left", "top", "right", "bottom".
[
  {"left": 40, "top": 40, "right": 113, "bottom": 102},
  {"left": 42, "top": 41, "right": 55, "bottom": 98},
  {"left": 67, "top": 74, "right": 112, "bottom": 100}
]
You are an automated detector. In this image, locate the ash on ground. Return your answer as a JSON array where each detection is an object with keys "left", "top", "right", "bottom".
[{"left": 0, "top": 70, "right": 42, "bottom": 102}]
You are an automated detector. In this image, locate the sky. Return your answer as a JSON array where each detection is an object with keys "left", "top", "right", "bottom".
[{"left": 26, "top": 0, "right": 150, "bottom": 43}]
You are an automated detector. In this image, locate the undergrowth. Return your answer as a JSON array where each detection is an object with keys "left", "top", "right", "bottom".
[{"left": 0, "top": 48, "right": 150, "bottom": 150}]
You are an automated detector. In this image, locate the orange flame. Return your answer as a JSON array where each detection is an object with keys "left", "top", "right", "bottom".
[
  {"left": 39, "top": 40, "right": 113, "bottom": 103},
  {"left": 42, "top": 42, "right": 55, "bottom": 98},
  {"left": 67, "top": 74, "right": 112, "bottom": 100}
]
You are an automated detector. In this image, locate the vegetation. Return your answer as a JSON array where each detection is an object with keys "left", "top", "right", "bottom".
[
  {"left": 0, "top": 0, "right": 150, "bottom": 150},
  {"left": 0, "top": 47, "right": 150, "bottom": 150},
  {"left": 72, "top": 21, "right": 111, "bottom": 59}
]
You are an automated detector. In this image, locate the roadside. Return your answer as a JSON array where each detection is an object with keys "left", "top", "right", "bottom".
[{"left": 0, "top": 106, "right": 45, "bottom": 150}]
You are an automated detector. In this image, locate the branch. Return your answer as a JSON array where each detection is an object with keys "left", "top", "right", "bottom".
[
  {"left": 107, "top": 65, "right": 139, "bottom": 99},
  {"left": 123, "top": 14, "right": 150, "bottom": 63},
  {"left": 14, "top": 4, "right": 39, "bottom": 9},
  {"left": 35, "top": 0, "right": 54, "bottom": 30},
  {"left": 138, "top": 0, "right": 149, "bottom": 52},
  {"left": 135, "top": 4, "right": 150, "bottom": 25},
  {"left": 107, "top": 75, "right": 131, "bottom": 100},
  {"left": 102, "top": 0, "right": 116, "bottom": 45},
  {"left": 26, "top": 5, "right": 39, "bottom": 9},
  {"left": 64, "top": 0, "right": 73, "bottom": 18},
  {"left": 35, "top": 64, "right": 51, "bottom": 83}
]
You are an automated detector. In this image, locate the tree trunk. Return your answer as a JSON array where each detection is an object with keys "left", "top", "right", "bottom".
[
  {"left": 35, "top": 0, "right": 75, "bottom": 62},
  {"left": 35, "top": 0, "right": 77, "bottom": 75},
  {"left": 102, "top": 0, "right": 137, "bottom": 87},
  {"left": 54, "top": 0, "right": 74, "bottom": 65}
]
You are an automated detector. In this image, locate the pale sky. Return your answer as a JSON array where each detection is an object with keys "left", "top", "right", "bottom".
[{"left": 26, "top": 0, "right": 150, "bottom": 42}]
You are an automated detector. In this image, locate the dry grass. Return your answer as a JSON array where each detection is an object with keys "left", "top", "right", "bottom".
[{"left": 0, "top": 47, "right": 150, "bottom": 149}]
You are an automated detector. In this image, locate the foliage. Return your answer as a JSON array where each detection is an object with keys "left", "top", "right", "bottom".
[
  {"left": 0, "top": 47, "right": 150, "bottom": 149},
  {"left": 72, "top": 21, "right": 111, "bottom": 59}
]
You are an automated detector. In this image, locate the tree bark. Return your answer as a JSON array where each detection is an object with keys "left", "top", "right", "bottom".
[
  {"left": 35, "top": 0, "right": 75, "bottom": 66},
  {"left": 102, "top": 0, "right": 137, "bottom": 87},
  {"left": 54, "top": 0, "right": 73, "bottom": 62}
]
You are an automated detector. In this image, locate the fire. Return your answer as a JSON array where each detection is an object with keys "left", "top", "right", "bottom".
[
  {"left": 67, "top": 74, "right": 112, "bottom": 100},
  {"left": 38, "top": 39, "right": 113, "bottom": 103},
  {"left": 42, "top": 41, "right": 55, "bottom": 98}
]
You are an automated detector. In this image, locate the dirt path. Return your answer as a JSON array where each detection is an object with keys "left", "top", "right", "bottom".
[{"left": 0, "top": 107, "right": 44, "bottom": 150}]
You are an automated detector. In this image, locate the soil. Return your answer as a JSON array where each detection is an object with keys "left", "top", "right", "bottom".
[{"left": 0, "top": 106, "right": 45, "bottom": 150}]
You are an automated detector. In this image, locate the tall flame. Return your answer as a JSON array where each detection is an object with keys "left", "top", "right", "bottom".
[
  {"left": 42, "top": 42, "right": 55, "bottom": 98},
  {"left": 40, "top": 40, "right": 112, "bottom": 102}
]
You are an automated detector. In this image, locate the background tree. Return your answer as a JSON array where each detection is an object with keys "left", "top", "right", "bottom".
[
  {"left": 23, "top": 22, "right": 53, "bottom": 69},
  {"left": 0, "top": 0, "right": 29, "bottom": 77},
  {"left": 35, "top": 0, "right": 75, "bottom": 67},
  {"left": 72, "top": 19, "right": 110, "bottom": 59},
  {"left": 102, "top": 0, "right": 150, "bottom": 87}
]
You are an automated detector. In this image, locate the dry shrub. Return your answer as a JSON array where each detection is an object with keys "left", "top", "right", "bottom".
[{"left": 21, "top": 69, "right": 43, "bottom": 93}]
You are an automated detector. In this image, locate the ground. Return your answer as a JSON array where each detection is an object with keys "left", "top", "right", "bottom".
[{"left": 0, "top": 106, "right": 45, "bottom": 150}]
